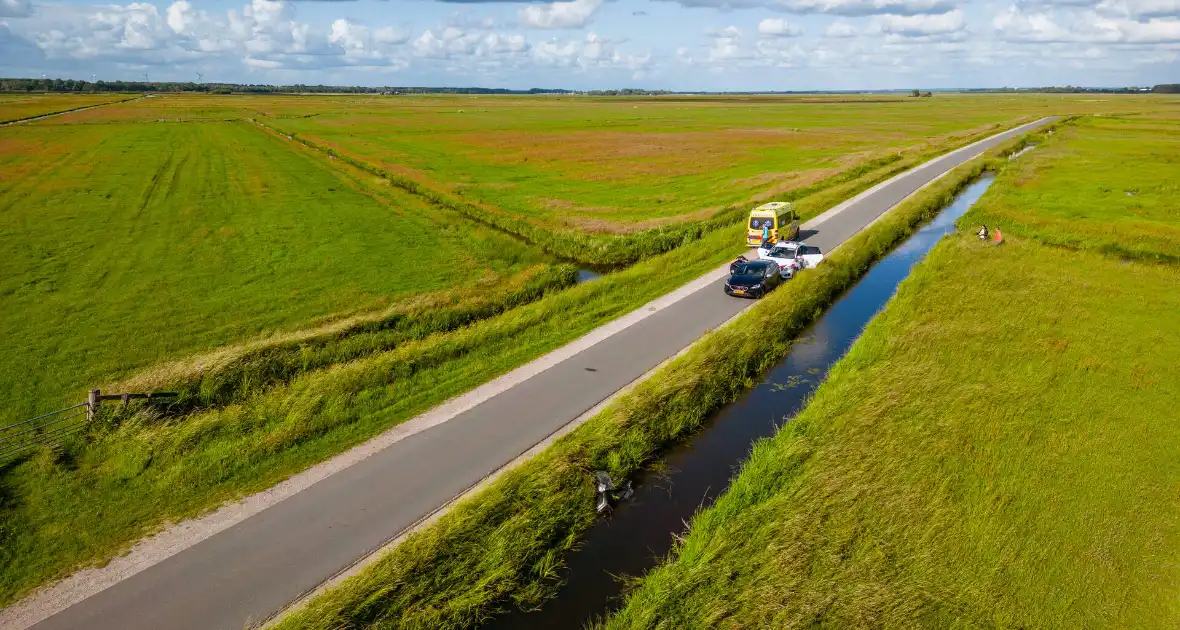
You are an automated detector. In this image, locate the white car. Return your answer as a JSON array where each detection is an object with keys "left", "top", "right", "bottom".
[{"left": 758, "top": 241, "right": 825, "bottom": 278}]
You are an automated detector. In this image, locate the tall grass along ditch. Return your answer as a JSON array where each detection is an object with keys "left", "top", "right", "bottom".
[
  {"left": 115, "top": 264, "right": 578, "bottom": 412},
  {"left": 271, "top": 128, "right": 1049, "bottom": 630}
]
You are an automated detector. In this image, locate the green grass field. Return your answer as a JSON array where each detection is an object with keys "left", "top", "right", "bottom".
[
  {"left": 263, "top": 95, "right": 1039, "bottom": 231},
  {"left": 1, "top": 94, "right": 1175, "bottom": 610},
  {"left": 972, "top": 112, "right": 1180, "bottom": 261},
  {"left": 0, "top": 93, "right": 133, "bottom": 124},
  {"left": 603, "top": 112, "right": 1180, "bottom": 629},
  {"left": 0, "top": 93, "right": 1068, "bottom": 421},
  {"left": 0, "top": 120, "right": 550, "bottom": 422},
  {"left": 0, "top": 114, "right": 1024, "bottom": 608}
]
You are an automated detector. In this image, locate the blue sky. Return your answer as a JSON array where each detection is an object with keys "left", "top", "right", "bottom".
[{"left": 0, "top": 0, "right": 1176, "bottom": 89}]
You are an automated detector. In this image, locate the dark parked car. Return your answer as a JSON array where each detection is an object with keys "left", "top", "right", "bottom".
[{"left": 724, "top": 259, "right": 784, "bottom": 298}]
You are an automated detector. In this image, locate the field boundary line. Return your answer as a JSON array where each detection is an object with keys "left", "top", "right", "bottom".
[
  {"left": 0, "top": 96, "right": 142, "bottom": 126},
  {"left": 0, "top": 116, "right": 1052, "bottom": 630}
]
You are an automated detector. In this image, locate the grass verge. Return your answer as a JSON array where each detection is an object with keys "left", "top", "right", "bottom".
[{"left": 268, "top": 136, "right": 1026, "bottom": 630}]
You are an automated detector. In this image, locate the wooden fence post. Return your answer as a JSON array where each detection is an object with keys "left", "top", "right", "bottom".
[{"left": 87, "top": 389, "right": 100, "bottom": 422}]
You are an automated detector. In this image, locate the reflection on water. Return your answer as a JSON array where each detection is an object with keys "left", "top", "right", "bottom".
[
  {"left": 482, "top": 174, "right": 997, "bottom": 630},
  {"left": 576, "top": 268, "right": 602, "bottom": 283}
]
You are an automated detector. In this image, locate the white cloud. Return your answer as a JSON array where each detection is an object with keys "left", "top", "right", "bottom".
[
  {"left": 329, "top": 19, "right": 380, "bottom": 60},
  {"left": 243, "top": 57, "right": 281, "bottom": 69},
  {"left": 519, "top": 0, "right": 603, "bottom": 29},
  {"left": 412, "top": 26, "right": 531, "bottom": 60},
  {"left": 824, "top": 20, "right": 860, "bottom": 36},
  {"left": 775, "top": 0, "right": 958, "bottom": 16},
  {"left": 166, "top": 1, "right": 194, "bottom": 34},
  {"left": 758, "top": 17, "right": 803, "bottom": 36},
  {"left": 0, "top": 0, "right": 32, "bottom": 18},
  {"left": 531, "top": 30, "right": 648, "bottom": 77},
  {"left": 374, "top": 26, "right": 407, "bottom": 46},
  {"left": 876, "top": 10, "right": 967, "bottom": 35},
  {"left": 1095, "top": 0, "right": 1180, "bottom": 18},
  {"left": 994, "top": 6, "right": 1180, "bottom": 43},
  {"left": 993, "top": 6, "right": 1075, "bottom": 40},
  {"left": 708, "top": 24, "right": 744, "bottom": 37}
]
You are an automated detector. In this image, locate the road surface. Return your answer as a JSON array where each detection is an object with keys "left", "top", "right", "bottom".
[{"left": 25, "top": 117, "right": 1054, "bottom": 630}]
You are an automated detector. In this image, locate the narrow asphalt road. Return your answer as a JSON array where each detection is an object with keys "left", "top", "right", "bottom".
[{"left": 27, "top": 117, "right": 1054, "bottom": 630}]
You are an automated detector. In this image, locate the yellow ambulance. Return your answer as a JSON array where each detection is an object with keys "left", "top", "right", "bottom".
[{"left": 746, "top": 202, "right": 799, "bottom": 247}]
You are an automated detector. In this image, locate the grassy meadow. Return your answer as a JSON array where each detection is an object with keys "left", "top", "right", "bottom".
[
  {"left": 0, "top": 93, "right": 1172, "bottom": 608},
  {"left": 0, "top": 98, "right": 1028, "bottom": 605},
  {"left": 0, "top": 93, "right": 133, "bottom": 124},
  {"left": 0, "top": 119, "right": 550, "bottom": 422},
  {"left": 972, "top": 112, "right": 1180, "bottom": 261},
  {"left": 1, "top": 93, "right": 1066, "bottom": 421},
  {"left": 263, "top": 95, "right": 1038, "bottom": 231},
  {"left": 602, "top": 111, "right": 1180, "bottom": 629}
]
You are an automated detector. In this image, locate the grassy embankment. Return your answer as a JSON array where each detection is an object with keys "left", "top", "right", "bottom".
[
  {"left": 0, "top": 120, "right": 553, "bottom": 422},
  {"left": 0, "top": 111, "right": 1047, "bottom": 606},
  {"left": 269, "top": 128, "right": 1046, "bottom": 630},
  {"left": 0, "top": 93, "right": 135, "bottom": 124},
  {"left": 603, "top": 111, "right": 1180, "bottom": 628}
]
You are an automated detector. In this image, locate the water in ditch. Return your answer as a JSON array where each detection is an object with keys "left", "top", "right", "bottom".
[{"left": 482, "top": 173, "right": 997, "bottom": 630}]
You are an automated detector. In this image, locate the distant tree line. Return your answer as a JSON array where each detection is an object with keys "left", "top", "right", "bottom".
[
  {"left": 0, "top": 78, "right": 577, "bottom": 95},
  {"left": 3, "top": 77, "right": 1179, "bottom": 95},
  {"left": 960, "top": 85, "right": 1165, "bottom": 94}
]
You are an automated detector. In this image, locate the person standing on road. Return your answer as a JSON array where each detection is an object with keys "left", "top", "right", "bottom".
[{"left": 761, "top": 222, "right": 771, "bottom": 246}]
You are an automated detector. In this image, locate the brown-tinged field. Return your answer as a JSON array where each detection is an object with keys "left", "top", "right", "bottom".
[{"left": 0, "top": 93, "right": 135, "bottom": 124}]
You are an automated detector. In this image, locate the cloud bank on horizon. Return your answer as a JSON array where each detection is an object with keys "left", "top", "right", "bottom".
[{"left": 0, "top": 0, "right": 1176, "bottom": 90}]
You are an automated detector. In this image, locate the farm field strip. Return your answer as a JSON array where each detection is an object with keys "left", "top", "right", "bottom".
[
  {"left": 971, "top": 111, "right": 1180, "bottom": 261},
  {"left": 0, "top": 94, "right": 137, "bottom": 125},
  {"left": 262, "top": 100, "right": 1043, "bottom": 229},
  {"left": 602, "top": 109, "right": 1180, "bottom": 629}
]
